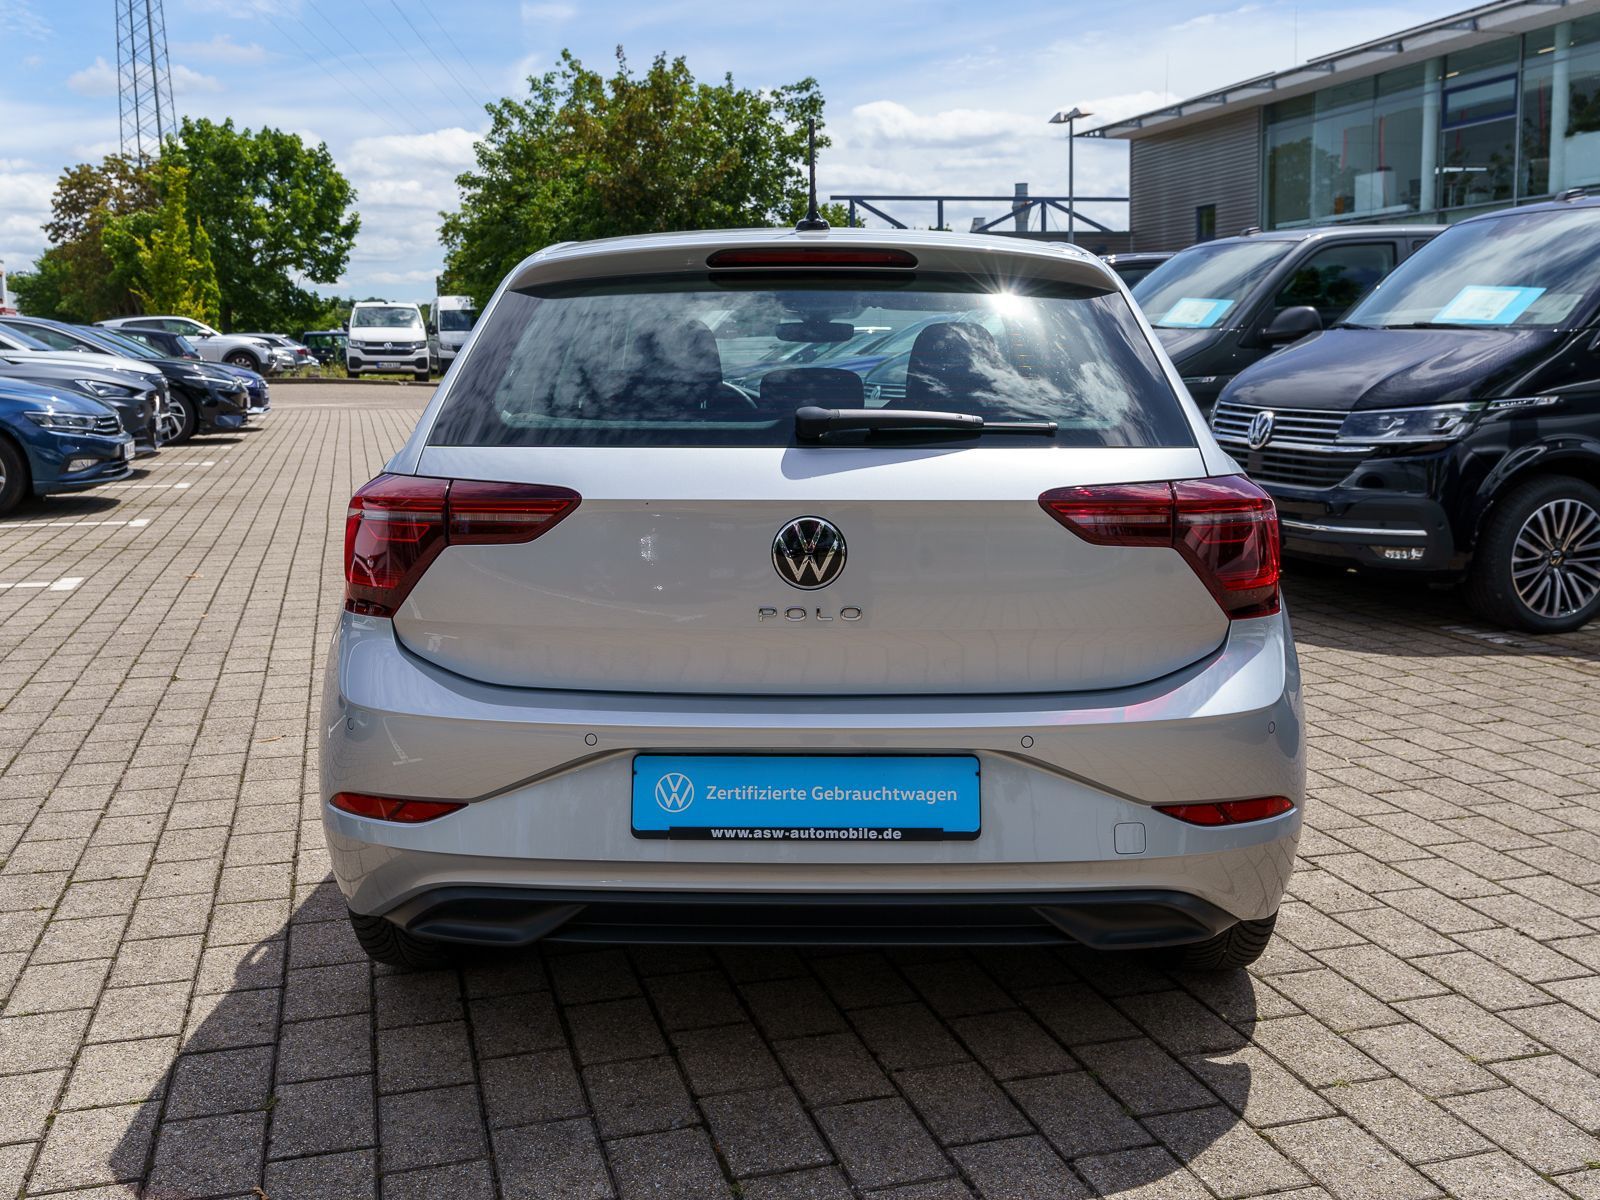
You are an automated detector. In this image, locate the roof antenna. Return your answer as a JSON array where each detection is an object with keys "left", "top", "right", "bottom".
[{"left": 795, "top": 117, "right": 829, "bottom": 232}]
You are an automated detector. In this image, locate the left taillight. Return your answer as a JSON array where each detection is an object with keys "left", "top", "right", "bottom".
[
  {"left": 330, "top": 792, "right": 465, "bottom": 823},
  {"left": 1039, "top": 475, "right": 1280, "bottom": 619},
  {"left": 344, "top": 474, "right": 580, "bottom": 617}
]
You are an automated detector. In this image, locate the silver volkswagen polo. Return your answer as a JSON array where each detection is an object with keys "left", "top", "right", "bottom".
[{"left": 321, "top": 226, "right": 1304, "bottom": 970}]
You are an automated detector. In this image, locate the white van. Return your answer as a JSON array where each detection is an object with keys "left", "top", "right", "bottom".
[
  {"left": 428, "top": 294, "right": 479, "bottom": 373},
  {"left": 346, "top": 301, "right": 430, "bottom": 381}
]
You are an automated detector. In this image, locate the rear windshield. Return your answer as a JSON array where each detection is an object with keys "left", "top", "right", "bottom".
[{"left": 427, "top": 273, "right": 1192, "bottom": 448}]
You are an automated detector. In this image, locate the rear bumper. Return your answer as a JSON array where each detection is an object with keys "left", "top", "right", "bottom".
[
  {"left": 321, "top": 611, "right": 1304, "bottom": 929},
  {"left": 387, "top": 886, "right": 1239, "bottom": 949}
]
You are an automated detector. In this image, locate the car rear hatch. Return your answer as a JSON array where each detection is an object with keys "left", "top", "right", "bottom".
[
  {"left": 353, "top": 234, "right": 1260, "bottom": 696},
  {"left": 390, "top": 445, "right": 1226, "bottom": 694}
]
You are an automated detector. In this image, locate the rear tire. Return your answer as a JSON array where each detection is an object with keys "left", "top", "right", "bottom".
[
  {"left": 1466, "top": 475, "right": 1600, "bottom": 634},
  {"left": 348, "top": 908, "right": 455, "bottom": 969},
  {"left": 1168, "top": 913, "right": 1276, "bottom": 971},
  {"left": 0, "top": 437, "right": 30, "bottom": 517},
  {"left": 414, "top": 371, "right": 431, "bottom": 383}
]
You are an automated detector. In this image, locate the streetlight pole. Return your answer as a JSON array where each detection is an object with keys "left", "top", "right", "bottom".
[{"left": 1049, "top": 108, "right": 1093, "bottom": 244}]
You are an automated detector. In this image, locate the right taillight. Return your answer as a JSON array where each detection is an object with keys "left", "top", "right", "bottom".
[
  {"left": 344, "top": 475, "right": 579, "bottom": 617},
  {"left": 1040, "top": 475, "right": 1280, "bottom": 619},
  {"left": 1156, "top": 797, "right": 1294, "bottom": 826}
]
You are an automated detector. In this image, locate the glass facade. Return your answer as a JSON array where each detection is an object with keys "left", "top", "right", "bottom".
[{"left": 1263, "top": 16, "right": 1600, "bottom": 229}]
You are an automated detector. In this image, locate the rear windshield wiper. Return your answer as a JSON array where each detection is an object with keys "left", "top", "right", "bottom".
[{"left": 794, "top": 405, "right": 1058, "bottom": 441}]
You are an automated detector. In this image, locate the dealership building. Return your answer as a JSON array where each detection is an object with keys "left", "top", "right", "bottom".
[{"left": 1090, "top": 0, "right": 1600, "bottom": 250}]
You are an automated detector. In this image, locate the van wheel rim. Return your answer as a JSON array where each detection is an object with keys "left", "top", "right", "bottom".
[{"left": 1512, "top": 498, "right": 1600, "bottom": 618}]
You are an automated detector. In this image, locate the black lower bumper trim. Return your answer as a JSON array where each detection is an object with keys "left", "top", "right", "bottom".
[{"left": 384, "top": 887, "right": 1239, "bottom": 949}]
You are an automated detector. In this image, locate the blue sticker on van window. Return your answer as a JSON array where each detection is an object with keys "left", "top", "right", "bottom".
[
  {"left": 1434, "top": 285, "right": 1545, "bottom": 325},
  {"left": 1160, "top": 298, "right": 1234, "bottom": 328}
]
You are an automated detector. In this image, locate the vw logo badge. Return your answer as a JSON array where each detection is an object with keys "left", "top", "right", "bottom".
[
  {"left": 655, "top": 773, "right": 695, "bottom": 813},
  {"left": 1247, "top": 409, "right": 1276, "bottom": 450},
  {"left": 773, "top": 516, "right": 847, "bottom": 590},
  {"left": 383, "top": 342, "right": 394, "bottom": 351}
]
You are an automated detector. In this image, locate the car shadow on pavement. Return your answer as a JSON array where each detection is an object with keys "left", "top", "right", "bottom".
[
  {"left": 104, "top": 881, "right": 1261, "bottom": 1199},
  {"left": 10, "top": 494, "right": 122, "bottom": 522},
  {"left": 1283, "top": 571, "right": 1600, "bottom": 660}
]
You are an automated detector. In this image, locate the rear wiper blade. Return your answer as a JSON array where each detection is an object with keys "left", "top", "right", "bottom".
[{"left": 794, "top": 405, "right": 1057, "bottom": 440}]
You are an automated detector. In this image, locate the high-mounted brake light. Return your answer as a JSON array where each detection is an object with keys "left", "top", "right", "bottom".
[
  {"left": 1040, "top": 475, "right": 1280, "bottom": 619},
  {"left": 706, "top": 247, "right": 918, "bottom": 269},
  {"left": 1155, "top": 797, "right": 1294, "bottom": 826},
  {"left": 344, "top": 475, "right": 580, "bottom": 617},
  {"left": 330, "top": 792, "right": 466, "bottom": 823}
]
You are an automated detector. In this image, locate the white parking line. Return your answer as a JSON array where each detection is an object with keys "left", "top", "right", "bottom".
[
  {"left": 0, "top": 576, "right": 83, "bottom": 592},
  {"left": 19, "top": 518, "right": 152, "bottom": 529},
  {"left": 106, "top": 481, "right": 191, "bottom": 490},
  {"left": 147, "top": 460, "right": 218, "bottom": 468}
]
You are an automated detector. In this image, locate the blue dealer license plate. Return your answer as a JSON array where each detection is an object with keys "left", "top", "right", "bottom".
[{"left": 632, "top": 755, "right": 980, "bottom": 841}]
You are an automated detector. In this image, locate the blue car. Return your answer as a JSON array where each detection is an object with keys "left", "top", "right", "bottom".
[{"left": 0, "top": 378, "right": 135, "bottom": 517}]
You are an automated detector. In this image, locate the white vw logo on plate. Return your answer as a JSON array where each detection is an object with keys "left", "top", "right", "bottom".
[{"left": 654, "top": 772, "right": 695, "bottom": 813}]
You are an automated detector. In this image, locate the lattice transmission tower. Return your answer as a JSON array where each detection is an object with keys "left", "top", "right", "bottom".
[{"left": 115, "top": 0, "right": 175, "bottom": 160}]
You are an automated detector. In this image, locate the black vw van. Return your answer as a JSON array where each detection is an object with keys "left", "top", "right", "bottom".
[
  {"left": 1213, "top": 195, "right": 1600, "bottom": 633},
  {"left": 1132, "top": 225, "right": 1442, "bottom": 413}
]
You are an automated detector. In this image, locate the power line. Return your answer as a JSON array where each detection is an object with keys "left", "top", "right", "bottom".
[
  {"left": 387, "top": 0, "right": 485, "bottom": 112},
  {"left": 352, "top": 0, "right": 473, "bottom": 119},
  {"left": 411, "top": 1, "right": 497, "bottom": 97},
  {"left": 301, "top": 0, "right": 440, "bottom": 133},
  {"left": 264, "top": 11, "right": 412, "bottom": 139}
]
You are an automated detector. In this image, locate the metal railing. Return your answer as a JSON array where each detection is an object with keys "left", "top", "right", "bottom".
[{"left": 829, "top": 192, "right": 1129, "bottom": 234}]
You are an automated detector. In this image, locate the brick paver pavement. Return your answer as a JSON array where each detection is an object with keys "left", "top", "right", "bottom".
[{"left": 1, "top": 382, "right": 1599, "bottom": 1198}]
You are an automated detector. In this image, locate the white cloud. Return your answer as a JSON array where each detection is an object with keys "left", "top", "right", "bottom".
[
  {"left": 1175, "top": 4, "right": 1262, "bottom": 32},
  {"left": 71, "top": 57, "right": 222, "bottom": 100},
  {"left": 0, "top": 0, "right": 49, "bottom": 39},
  {"left": 850, "top": 101, "right": 1032, "bottom": 149},
  {"left": 347, "top": 128, "right": 481, "bottom": 177},
  {"left": 365, "top": 268, "right": 441, "bottom": 287},
  {"left": 1077, "top": 90, "right": 1177, "bottom": 126},
  {"left": 172, "top": 34, "right": 268, "bottom": 64},
  {"left": 67, "top": 57, "right": 118, "bottom": 99},
  {"left": 172, "top": 64, "right": 226, "bottom": 95},
  {"left": 521, "top": 2, "right": 575, "bottom": 24}
]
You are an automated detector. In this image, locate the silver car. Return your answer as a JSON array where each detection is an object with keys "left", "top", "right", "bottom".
[{"left": 321, "top": 227, "right": 1304, "bottom": 971}]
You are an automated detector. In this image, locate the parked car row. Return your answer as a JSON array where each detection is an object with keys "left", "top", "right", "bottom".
[
  {"left": 1122, "top": 193, "right": 1600, "bottom": 634},
  {"left": 0, "top": 314, "right": 272, "bottom": 516}
]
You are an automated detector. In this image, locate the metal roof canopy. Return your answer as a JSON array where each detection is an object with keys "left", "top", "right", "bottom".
[{"left": 1085, "top": 0, "right": 1600, "bottom": 140}]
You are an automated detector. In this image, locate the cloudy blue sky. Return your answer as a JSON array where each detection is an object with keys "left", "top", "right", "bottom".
[{"left": 1, "top": 0, "right": 1469, "bottom": 306}]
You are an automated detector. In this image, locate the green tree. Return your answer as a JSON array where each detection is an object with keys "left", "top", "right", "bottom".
[
  {"left": 440, "top": 49, "right": 838, "bottom": 304},
  {"left": 8, "top": 249, "right": 72, "bottom": 319},
  {"left": 161, "top": 117, "right": 360, "bottom": 329},
  {"left": 21, "top": 154, "right": 157, "bottom": 321},
  {"left": 103, "top": 165, "right": 222, "bottom": 325}
]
